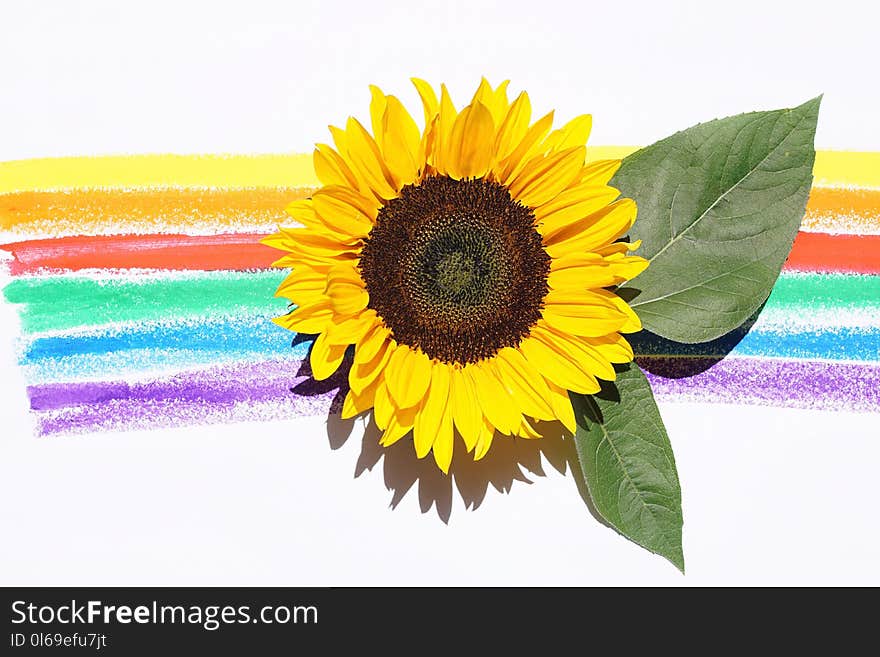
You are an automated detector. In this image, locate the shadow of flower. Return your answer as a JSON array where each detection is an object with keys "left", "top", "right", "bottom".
[
  {"left": 295, "top": 334, "right": 608, "bottom": 525},
  {"left": 327, "top": 409, "right": 606, "bottom": 525}
]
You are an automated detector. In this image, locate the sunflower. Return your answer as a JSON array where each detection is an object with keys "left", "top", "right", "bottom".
[{"left": 263, "top": 79, "right": 648, "bottom": 473}]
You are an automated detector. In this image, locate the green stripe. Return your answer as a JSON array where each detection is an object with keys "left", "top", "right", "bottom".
[
  {"left": 3, "top": 270, "right": 878, "bottom": 335},
  {"left": 3, "top": 271, "right": 288, "bottom": 333},
  {"left": 764, "top": 272, "right": 880, "bottom": 309}
]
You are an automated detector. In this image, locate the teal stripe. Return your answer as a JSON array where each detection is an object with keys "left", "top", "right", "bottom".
[
  {"left": 5, "top": 270, "right": 879, "bottom": 336},
  {"left": 3, "top": 270, "right": 288, "bottom": 334}
]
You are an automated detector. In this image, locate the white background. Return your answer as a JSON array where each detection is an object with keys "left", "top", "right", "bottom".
[{"left": 1, "top": 0, "right": 878, "bottom": 585}]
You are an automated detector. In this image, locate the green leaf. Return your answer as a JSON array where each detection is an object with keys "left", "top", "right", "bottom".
[
  {"left": 613, "top": 96, "right": 821, "bottom": 343},
  {"left": 571, "top": 362, "right": 684, "bottom": 571}
]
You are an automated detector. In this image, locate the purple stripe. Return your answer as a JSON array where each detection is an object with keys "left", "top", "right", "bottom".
[
  {"left": 34, "top": 394, "right": 338, "bottom": 436},
  {"left": 30, "top": 357, "right": 347, "bottom": 435},
  {"left": 27, "top": 356, "right": 880, "bottom": 436},
  {"left": 640, "top": 357, "right": 880, "bottom": 412}
]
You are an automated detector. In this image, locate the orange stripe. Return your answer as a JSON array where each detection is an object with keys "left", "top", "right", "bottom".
[
  {"left": 2, "top": 186, "right": 879, "bottom": 237},
  {"left": 807, "top": 187, "right": 880, "bottom": 216},
  {"left": 0, "top": 188, "right": 312, "bottom": 235},
  {"left": 803, "top": 188, "right": 880, "bottom": 233}
]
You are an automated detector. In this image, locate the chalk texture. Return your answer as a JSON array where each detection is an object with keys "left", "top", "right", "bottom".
[{"left": 2, "top": 151, "right": 878, "bottom": 436}]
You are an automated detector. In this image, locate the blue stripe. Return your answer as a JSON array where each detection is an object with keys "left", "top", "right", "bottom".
[{"left": 19, "top": 312, "right": 880, "bottom": 369}]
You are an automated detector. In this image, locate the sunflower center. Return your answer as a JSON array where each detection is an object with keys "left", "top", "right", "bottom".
[
  {"left": 406, "top": 218, "right": 503, "bottom": 317},
  {"left": 359, "top": 176, "right": 550, "bottom": 364},
  {"left": 435, "top": 250, "right": 480, "bottom": 296}
]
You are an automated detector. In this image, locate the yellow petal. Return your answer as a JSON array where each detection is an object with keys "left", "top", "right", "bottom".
[
  {"left": 495, "top": 111, "right": 555, "bottom": 183},
  {"left": 547, "top": 252, "right": 607, "bottom": 285},
  {"left": 274, "top": 268, "right": 327, "bottom": 304},
  {"left": 421, "top": 114, "right": 439, "bottom": 164},
  {"left": 266, "top": 226, "right": 359, "bottom": 258},
  {"left": 578, "top": 159, "right": 621, "bottom": 186},
  {"left": 328, "top": 126, "right": 375, "bottom": 198},
  {"left": 341, "top": 390, "right": 360, "bottom": 419},
  {"left": 495, "top": 347, "right": 556, "bottom": 420},
  {"left": 546, "top": 286, "right": 637, "bottom": 314},
  {"left": 518, "top": 333, "right": 600, "bottom": 395},
  {"left": 325, "top": 310, "right": 378, "bottom": 346},
  {"left": 413, "top": 361, "right": 451, "bottom": 458},
  {"left": 533, "top": 322, "right": 616, "bottom": 381},
  {"left": 349, "top": 337, "right": 393, "bottom": 394},
  {"left": 263, "top": 217, "right": 311, "bottom": 245},
  {"left": 604, "top": 290, "right": 642, "bottom": 333},
  {"left": 548, "top": 252, "right": 649, "bottom": 290},
  {"left": 445, "top": 101, "right": 495, "bottom": 180},
  {"left": 373, "top": 379, "right": 394, "bottom": 430},
  {"left": 309, "top": 331, "right": 347, "bottom": 381},
  {"left": 260, "top": 231, "right": 290, "bottom": 252},
  {"left": 411, "top": 78, "right": 439, "bottom": 126},
  {"left": 280, "top": 199, "right": 321, "bottom": 229},
  {"left": 290, "top": 229, "right": 361, "bottom": 255},
  {"left": 354, "top": 322, "right": 392, "bottom": 365},
  {"left": 542, "top": 288, "right": 630, "bottom": 337},
  {"left": 273, "top": 299, "right": 334, "bottom": 334},
  {"left": 473, "top": 417, "right": 495, "bottom": 461},
  {"left": 488, "top": 80, "right": 511, "bottom": 124},
  {"left": 600, "top": 252, "right": 649, "bottom": 284},
  {"left": 344, "top": 117, "right": 398, "bottom": 200},
  {"left": 432, "top": 84, "right": 458, "bottom": 174},
  {"left": 544, "top": 379, "right": 577, "bottom": 434},
  {"left": 380, "top": 95, "right": 422, "bottom": 188},
  {"left": 469, "top": 77, "right": 493, "bottom": 107},
  {"left": 380, "top": 402, "right": 419, "bottom": 447},
  {"left": 313, "top": 143, "right": 360, "bottom": 190},
  {"left": 516, "top": 417, "right": 543, "bottom": 439},
  {"left": 325, "top": 266, "right": 369, "bottom": 317},
  {"left": 315, "top": 183, "right": 379, "bottom": 221},
  {"left": 312, "top": 188, "right": 374, "bottom": 238},
  {"left": 492, "top": 91, "right": 531, "bottom": 166},
  {"left": 544, "top": 198, "right": 637, "bottom": 256},
  {"left": 278, "top": 201, "right": 357, "bottom": 243},
  {"left": 329, "top": 124, "right": 349, "bottom": 156},
  {"left": 470, "top": 77, "right": 510, "bottom": 125},
  {"left": 324, "top": 263, "right": 363, "bottom": 289},
  {"left": 585, "top": 333, "right": 635, "bottom": 364},
  {"left": 432, "top": 405, "right": 455, "bottom": 474},
  {"left": 545, "top": 287, "right": 627, "bottom": 313},
  {"left": 542, "top": 114, "right": 592, "bottom": 152},
  {"left": 450, "top": 367, "right": 482, "bottom": 452},
  {"left": 550, "top": 252, "right": 605, "bottom": 273},
  {"left": 385, "top": 345, "right": 432, "bottom": 410},
  {"left": 342, "top": 374, "right": 381, "bottom": 419},
  {"left": 595, "top": 239, "right": 642, "bottom": 257},
  {"left": 468, "top": 361, "right": 520, "bottom": 435},
  {"left": 507, "top": 146, "right": 586, "bottom": 207},
  {"left": 368, "top": 85, "right": 387, "bottom": 145},
  {"left": 534, "top": 184, "right": 621, "bottom": 233},
  {"left": 269, "top": 250, "right": 357, "bottom": 272}
]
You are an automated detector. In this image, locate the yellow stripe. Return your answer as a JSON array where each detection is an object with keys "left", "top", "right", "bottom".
[
  {"left": 812, "top": 151, "right": 880, "bottom": 189},
  {"left": 0, "top": 153, "right": 319, "bottom": 193},
  {"left": 583, "top": 148, "right": 880, "bottom": 189},
  {"left": 0, "top": 148, "right": 877, "bottom": 193},
  {"left": 587, "top": 146, "right": 638, "bottom": 162}
]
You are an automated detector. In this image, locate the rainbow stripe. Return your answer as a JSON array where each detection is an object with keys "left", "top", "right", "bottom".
[{"left": 2, "top": 149, "right": 878, "bottom": 436}]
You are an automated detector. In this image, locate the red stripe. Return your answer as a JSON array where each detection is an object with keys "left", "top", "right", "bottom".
[
  {"left": 784, "top": 232, "right": 880, "bottom": 275},
  {"left": 1, "top": 231, "right": 878, "bottom": 275},
  {"left": 0, "top": 234, "right": 276, "bottom": 274}
]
